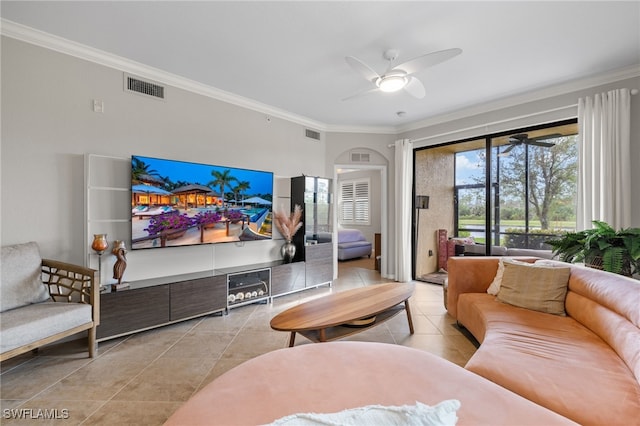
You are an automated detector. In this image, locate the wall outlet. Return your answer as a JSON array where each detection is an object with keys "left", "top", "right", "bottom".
[{"left": 428, "top": 249, "right": 433, "bottom": 257}]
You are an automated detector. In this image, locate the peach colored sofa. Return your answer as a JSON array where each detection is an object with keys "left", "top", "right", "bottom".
[
  {"left": 165, "top": 341, "right": 575, "bottom": 425},
  {"left": 447, "top": 257, "right": 640, "bottom": 426}
]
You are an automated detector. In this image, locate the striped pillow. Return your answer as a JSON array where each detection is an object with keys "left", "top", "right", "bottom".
[{"left": 497, "top": 258, "right": 571, "bottom": 316}]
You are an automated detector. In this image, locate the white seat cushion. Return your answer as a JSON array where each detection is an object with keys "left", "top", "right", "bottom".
[{"left": 0, "top": 302, "right": 92, "bottom": 353}]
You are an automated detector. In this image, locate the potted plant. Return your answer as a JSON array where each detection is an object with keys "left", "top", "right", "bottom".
[
  {"left": 195, "top": 211, "right": 222, "bottom": 229},
  {"left": 145, "top": 212, "right": 194, "bottom": 240},
  {"left": 226, "top": 209, "right": 245, "bottom": 223},
  {"left": 546, "top": 220, "right": 640, "bottom": 277}
]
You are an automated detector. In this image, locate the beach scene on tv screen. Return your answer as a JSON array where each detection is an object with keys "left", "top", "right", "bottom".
[{"left": 131, "top": 155, "right": 273, "bottom": 249}]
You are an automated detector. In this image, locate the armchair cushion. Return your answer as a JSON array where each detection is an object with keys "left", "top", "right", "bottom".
[
  {"left": 1, "top": 242, "right": 50, "bottom": 312},
  {"left": 0, "top": 302, "right": 92, "bottom": 354}
]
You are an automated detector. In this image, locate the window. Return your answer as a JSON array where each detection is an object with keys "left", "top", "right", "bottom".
[
  {"left": 453, "top": 120, "right": 578, "bottom": 250},
  {"left": 339, "top": 178, "right": 370, "bottom": 225}
]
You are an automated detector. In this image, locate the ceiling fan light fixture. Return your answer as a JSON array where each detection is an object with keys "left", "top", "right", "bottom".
[{"left": 376, "top": 73, "right": 407, "bottom": 92}]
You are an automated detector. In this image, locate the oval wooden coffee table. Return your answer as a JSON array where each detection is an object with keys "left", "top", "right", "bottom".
[{"left": 270, "top": 282, "right": 415, "bottom": 347}]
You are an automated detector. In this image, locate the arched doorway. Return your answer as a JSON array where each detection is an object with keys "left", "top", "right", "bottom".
[{"left": 333, "top": 148, "right": 388, "bottom": 278}]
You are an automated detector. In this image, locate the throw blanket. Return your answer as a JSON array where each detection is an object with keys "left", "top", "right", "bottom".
[{"left": 266, "top": 400, "right": 461, "bottom": 426}]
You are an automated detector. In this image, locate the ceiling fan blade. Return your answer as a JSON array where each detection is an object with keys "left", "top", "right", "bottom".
[
  {"left": 499, "top": 144, "right": 516, "bottom": 156},
  {"left": 345, "top": 56, "right": 380, "bottom": 82},
  {"left": 391, "top": 48, "right": 462, "bottom": 75},
  {"left": 341, "top": 86, "right": 380, "bottom": 101},
  {"left": 528, "top": 140, "right": 556, "bottom": 148},
  {"left": 403, "top": 76, "right": 425, "bottom": 99},
  {"left": 529, "top": 133, "right": 563, "bottom": 142}
]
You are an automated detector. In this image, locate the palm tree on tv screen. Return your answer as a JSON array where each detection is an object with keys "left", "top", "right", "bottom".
[
  {"left": 209, "top": 169, "right": 237, "bottom": 206},
  {"left": 131, "top": 157, "right": 163, "bottom": 185},
  {"left": 232, "top": 181, "right": 251, "bottom": 205}
]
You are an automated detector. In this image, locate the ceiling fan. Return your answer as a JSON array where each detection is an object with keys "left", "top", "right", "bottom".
[
  {"left": 499, "top": 133, "right": 563, "bottom": 156},
  {"left": 343, "top": 47, "right": 462, "bottom": 101}
]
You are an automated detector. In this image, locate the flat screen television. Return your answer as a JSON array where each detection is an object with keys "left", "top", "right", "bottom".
[{"left": 131, "top": 155, "right": 273, "bottom": 250}]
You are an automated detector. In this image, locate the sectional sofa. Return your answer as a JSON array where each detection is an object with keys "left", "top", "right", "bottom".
[
  {"left": 166, "top": 256, "right": 639, "bottom": 425},
  {"left": 446, "top": 256, "right": 640, "bottom": 425}
]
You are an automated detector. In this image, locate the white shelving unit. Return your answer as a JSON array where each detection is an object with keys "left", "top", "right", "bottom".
[{"left": 84, "top": 154, "right": 131, "bottom": 286}]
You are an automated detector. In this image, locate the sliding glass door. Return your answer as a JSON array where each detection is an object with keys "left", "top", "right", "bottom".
[{"left": 453, "top": 120, "right": 578, "bottom": 254}]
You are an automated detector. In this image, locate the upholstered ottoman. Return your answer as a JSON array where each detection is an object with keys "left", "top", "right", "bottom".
[{"left": 165, "top": 341, "right": 575, "bottom": 425}]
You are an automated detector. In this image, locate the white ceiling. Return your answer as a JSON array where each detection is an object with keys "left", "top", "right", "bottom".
[{"left": 2, "top": 1, "right": 639, "bottom": 132}]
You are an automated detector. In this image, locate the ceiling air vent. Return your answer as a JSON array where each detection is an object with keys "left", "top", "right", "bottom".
[
  {"left": 124, "top": 74, "right": 165, "bottom": 100},
  {"left": 305, "top": 129, "right": 321, "bottom": 141},
  {"left": 351, "top": 152, "right": 371, "bottom": 163}
]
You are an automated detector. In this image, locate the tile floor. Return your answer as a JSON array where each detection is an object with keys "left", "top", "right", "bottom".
[{"left": 0, "top": 260, "right": 478, "bottom": 425}]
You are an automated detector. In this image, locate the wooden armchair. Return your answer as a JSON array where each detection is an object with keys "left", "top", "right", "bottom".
[{"left": 0, "top": 242, "right": 100, "bottom": 362}]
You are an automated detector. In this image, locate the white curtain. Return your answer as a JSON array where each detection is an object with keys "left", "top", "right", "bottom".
[
  {"left": 577, "top": 88, "right": 632, "bottom": 230},
  {"left": 394, "top": 139, "right": 413, "bottom": 282}
]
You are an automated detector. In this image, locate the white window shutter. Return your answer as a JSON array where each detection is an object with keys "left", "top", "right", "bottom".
[{"left": 339, "top": 179, "right": 370, "bottom": 225}]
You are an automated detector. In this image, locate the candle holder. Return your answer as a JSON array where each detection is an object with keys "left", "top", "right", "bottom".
[{"left": 91, "top": 234, "right": 108, "bottom": 279}]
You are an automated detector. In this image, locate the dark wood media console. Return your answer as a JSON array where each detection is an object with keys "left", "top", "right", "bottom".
[{"left": 97, "top": 250, "right": 334, "bottom": 341}]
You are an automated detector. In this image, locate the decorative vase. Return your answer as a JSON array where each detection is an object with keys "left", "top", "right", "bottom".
[
  {"left": 281, "top": 240, "right": 296, "bottom": 263},
  {"left": 91, "top": 234, "right": 108, "bottom": 255}
]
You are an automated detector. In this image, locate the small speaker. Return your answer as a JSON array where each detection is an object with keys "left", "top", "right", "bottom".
[{"left": 416, "top": 195, "right": 430, "bottom": 209}]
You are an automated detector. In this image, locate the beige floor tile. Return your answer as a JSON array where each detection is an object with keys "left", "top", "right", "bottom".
[
  {"left": 161, "top": 330, "right": 237, "bottom": 359},
  {"left": 0, "top": 357, "right": 90, "bottom": 400},
  {"left": 112, "top": 357, "right": 217, "bottom": 402},
  {"left": 33, "top": 356, "right": 152, "bottom": 401},
  {"left": 98, "top": 330, "right": 188, "bottom": 362},
  {"left": 0, "top": 262, "right": 478, "bottom": 426},
  {"left": 1, "top": 353, "right": 36, "bottom": 374},
  {"left": 392, "top": 333, "right": 474, "bottom": 367},
  {"left": 192, "top": 309, "right": 251, "bottom": 333},
  {"left": 196, "top": 356, "right": 251, "bottom": 391},
  {"left": 387, "top": 312, "right": 440, "bottom": 334},
  {"left": 82, "top": 400, "right": 182, "bottom": 425},
  {"left": 0, "top": 399, "right": 25, "bottom": 411},
  {"left": 1, "top": 399, "right": 105, "bottom": 426},
  {"left": 222, "top": 331, "right": 289, "bottom": 359}
]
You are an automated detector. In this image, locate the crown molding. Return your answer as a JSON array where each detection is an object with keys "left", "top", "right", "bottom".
[
  {"left": 0, "top": 19, "right": 328, "bottom": 131},
  {"left": 397, "top": 64, "right": 640, "bottom": 134},
  {"left": 323, "top": 124, "right": 398, "bottom": 135},
  {"left": 3, "top": 19, "right": 638, "bottom": 137}
]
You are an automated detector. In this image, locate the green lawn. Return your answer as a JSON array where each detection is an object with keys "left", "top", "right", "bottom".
[{"left": 459, "top": 218, "right": 575, "bottom": 229}]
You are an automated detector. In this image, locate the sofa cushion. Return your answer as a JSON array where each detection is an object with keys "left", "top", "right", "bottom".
[
  {"left": 338, "top": 229, "right": 366, "bottom": 243},
  {"left": 0, "top": 302, "right": 92, "bottom": 353},
  {"left": 486, "top": 258, "right": 505, "bottom": 295},
  {"left": 1, "top": 242, "right": 50, "bottom": 313},
  {"left": 505, "top": 248, "right": 555, "bottom": 259},
  {"left": 337, "top": 241, "right": 372, "bottom": 260},
  {"left": 463, "top": 244, "right": 508, "bottom": 256},
  {"left": 460, "top": 293, "right": 640, "bottom": 426},
  {"left": 497, "top": 259, "right": 570, "bottom": 316}
]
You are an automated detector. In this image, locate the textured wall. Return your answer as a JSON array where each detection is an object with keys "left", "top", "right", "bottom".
[{"left": 414, "top": 148, "right": 455, "bottom": 277}]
